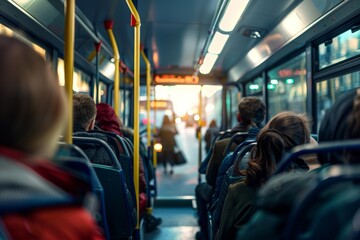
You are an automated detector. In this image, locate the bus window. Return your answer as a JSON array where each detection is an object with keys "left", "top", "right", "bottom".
[
  {"left": 0, "top": 23, "right": 46, "bottom": 58},
  {"left": 316, "top": 70, "right": 360, "bottom": 130},
  {"left": 268, "top": 51, "right": 307, "bottom": 118},
  {"left": 57, "top": 58, "right": 90, "bottom": 94}
]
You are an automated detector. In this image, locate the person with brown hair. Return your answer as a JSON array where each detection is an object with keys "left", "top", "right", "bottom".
[
  {"left": 204, "top": 119, "right": 220, "bottom": 153},
  {"left": 0, "top": 35, "right": 104, "bottom": 239},
  {"left": 206, "top": 97, "right": 266, "bottom": 187},
  {"left": 73, "top": 93, "right": 97, "bottom": 132},
  {"left": 195, "top": 97, "right": 265, "bottom": 240},
  {"left": 236, "top": 90, "right": 360, "bottom": 240},
  {"left": 215, "top": 111, "right": 311, "bottom": 240}
]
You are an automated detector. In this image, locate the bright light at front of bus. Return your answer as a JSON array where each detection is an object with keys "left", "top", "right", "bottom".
[
  {"left": 154, "top": 143, "right": 163, "bottom": 152},
  {"left": 175, "top": 117, "right": 182, "bottom": 124},
  {"left": 194, "top": 114, "right": 200, "bottom": 121}
]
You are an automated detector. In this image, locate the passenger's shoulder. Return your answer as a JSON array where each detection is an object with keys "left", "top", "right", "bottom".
[
  {"left": 229, "top": 180, "right": 247, "bottom": 191},
  {"left": 215, "top": 138, "right": 230, "bottom": 148}
]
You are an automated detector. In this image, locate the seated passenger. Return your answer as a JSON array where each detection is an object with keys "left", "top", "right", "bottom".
[
  {"left": 206, "top": 97, "right": 265, "bottom": 186},
  {"left": 195, "top": 97, "right": 264, "bottom": 240},
  {"left": 95, "top": 102, "right": 123, "bottom": 136},
  {"left": 236, "top": 89, "right": 360, "bottom": 240},
  {"left": 95, "top": 103, "right": 162, "bottom": 232},
  {"left": 73, "top": 94, "right": 116, "bottom": 165},
  {"left": 204, "top": 119, "right": 220, "bottom": 153},
  {"left": 211, "top": 98, "right": 266, "bottom": 235},
  {"left": 0, "top": 35, "right": 104, "bottom": 239},
  {"left": 215, "top": 111, "right": 311, "bottom": 240}
]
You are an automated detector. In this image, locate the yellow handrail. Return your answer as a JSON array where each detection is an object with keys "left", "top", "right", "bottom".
[
  {"left": 198, "top": 86, "right": 203, "bottom": 183},
  {"left": 94, "top": 42, "right": 102, "bottom": 104},
  {"left": 140, "top": 48, "right": 151, "bottom": 148},
  {"left": 153, "top": 86, "right": 158, "bottom": 167},
  {"left": 141, "top": 47, "right": 153, "bottom": 215},
  {"left": 104, "top": 20, "right": 120, "bottom": 115},
  {"left": 125, "top": 0, "right": 141, "bottom": 229},
  {"left": 64, "top": 0, "right": 75, "bottom": 144},
  {"left": 86, "top": 48, "right": 96, "bottom": 62}
]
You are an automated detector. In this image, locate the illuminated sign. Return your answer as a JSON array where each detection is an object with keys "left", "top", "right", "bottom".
[
  {"left": 278, "top": 69, "right": 306, "bottom": 78},
  {"left": 140, "top": 100, "right": 173, "bottom": 110},
  {"left": 155, "top": 75, "right": 199, "bottom": 84},
  {"left": 151, "top": 101, "right": 169, "bottom": 109}
]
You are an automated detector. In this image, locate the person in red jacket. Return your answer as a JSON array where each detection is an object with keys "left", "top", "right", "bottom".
[{"left": 0, "top": 35, "right": 104, "bottom": 239}]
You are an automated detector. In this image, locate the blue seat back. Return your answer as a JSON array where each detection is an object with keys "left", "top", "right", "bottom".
[
  {"left": 284, "top": 165, "right": 360, "bottom": 239},
  {"left": 93, "top": 164, "right": 137, "bottom": 238},
  {"left": 54, "top": 153, "right": 110, "bottom": 240},
  {"left": 72, "top": 136, "right": 136, "bottom": 239},
  {"left": 223, "top": 132, "right": 249, "bottom": 156},
  {"left": 276, "top": 139, "right": 360, "bottom": 174},
  {"left": 87, "top": 130, "right": 136, "bottom": 205}
]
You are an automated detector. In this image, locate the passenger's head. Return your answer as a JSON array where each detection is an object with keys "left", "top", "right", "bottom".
[
  {"left": 162, "top": 115, "right": 171, "bottom": 126},
  {"left": 237, "top": 97, "right": 266, "bottom": 126},
  {"left": 250, "top": 97, "right": 266, "bottom": 127},
  {"left": 0, "top": 35, "right": 66, "bottom": 157},
  {"left": 73, "top": 93, "right": 96, "bottom": 131},
  {"left": 242, "top": 111, "right": 311, "bottom": 187},
  {"left": 318, "top": 88, "right": 360, "bottom": 164},
  {"left": 96, "top": 103, "right": 123, "bottom": 136},
  {"left": 209, "top": 119, "right": 217, "bottom": 128}
]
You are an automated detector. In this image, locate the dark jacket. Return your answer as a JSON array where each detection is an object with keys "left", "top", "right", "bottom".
[
  {"left": 212, "top": 127, "right": 260, "bottom": 201},
  {"left": 158, "top": 125, "right": 178, "bottom": 152},
  {"left": 204, "top": 127, "right": 220, "bottom": 152},
  {"left": 215, "top": 181, "right": 257, "bottom": 240},
  {"left": 206, "top": 123, "right": 249, "bottom": 187}
]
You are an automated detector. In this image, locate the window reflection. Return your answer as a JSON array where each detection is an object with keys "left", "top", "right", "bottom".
[
  {"left": 245, "top": 76, "right": 264, "bottom": 96},
  {"left": 98, "top": 81, "right": 107, "bottom": 103},
  {"left": 319, "top": 28, "right": 360, "bottom": 69},
  {"left": 267, "top": 52, "right": 307, "bottom": 118},
  {"left": 316, "top": 70, "right": 360, "bottom": 130},
  {"left": 227, "top": 87, "right": 241, "bottom": 128}
]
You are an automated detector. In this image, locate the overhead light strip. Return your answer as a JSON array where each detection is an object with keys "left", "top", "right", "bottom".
[
  {"left": 208, "top": 31, "right": 229, "bottom": 54},
  {"left": 198, "top": 0, "right": 250, "bottom": 75},
  {"left": 200, "top": 53, "right": 218, "bottom": 74},
  {"left": 219, "top": 0, "right": 250, "bottom": 32}
]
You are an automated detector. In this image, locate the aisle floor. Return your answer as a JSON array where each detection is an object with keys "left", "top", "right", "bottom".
[{"left": 144, "top": 206, "right": 199, "bottom": 240}]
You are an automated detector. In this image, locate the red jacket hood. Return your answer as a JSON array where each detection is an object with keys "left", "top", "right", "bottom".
[{"left": 96, "top": 103, "right": 123, "bottom": 136}]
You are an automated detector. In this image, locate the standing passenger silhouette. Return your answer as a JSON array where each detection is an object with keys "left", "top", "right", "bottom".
[
  {"left": 157, "top": 115, "right": 178, "bottom": 174},
  {"left": 204, "top": 119, "right": 220, "bottom": 153}
]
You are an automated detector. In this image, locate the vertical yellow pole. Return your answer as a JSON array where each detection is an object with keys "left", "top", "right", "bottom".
[
  {"left": 141, "top": 48, "right": 153, "bottom": 215},
  {"left": 104, "top": 20, "right": 120, "bottom": 115},
  {"left": 125, "top": 0, "right": 141, "bottom": 229},
  {"left": 64, "top": 0, "right": 75, "bottom": 144},
  {"left": 153, "top": 87, "right": 158, "bottom": 168},
  {"left": 140, "top": 49, "right": 151, "bottom": 148},
  {"left": 198, "top": 86, "right": 203, "bottom": 183},
  {"left": 134, "top": 20, "right": 141, "bottom": 231}
]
